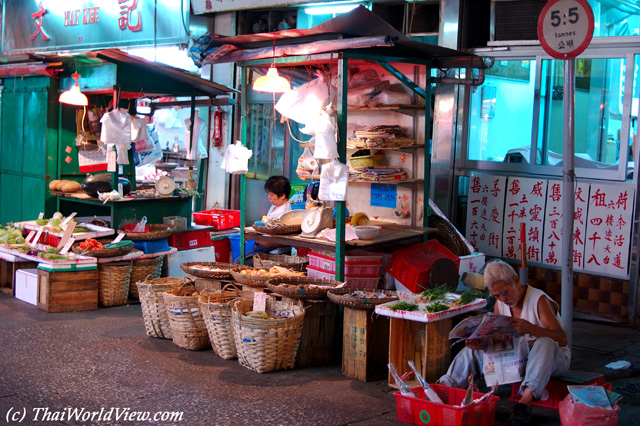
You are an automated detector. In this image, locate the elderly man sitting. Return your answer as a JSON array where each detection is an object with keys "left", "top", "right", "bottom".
[{"left": 438, "top": 260, "right": 570, "bottom": 426}]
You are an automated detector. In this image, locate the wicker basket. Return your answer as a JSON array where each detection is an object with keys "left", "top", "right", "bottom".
[
  {"left": 128, "top": 257, "right": 163, "bottom": 299},
  {"left": 230, "top": 267, "right": 278, "bottom": 289},
  {"left": 428, "top": 215, "right": 471, "bottom": 257},
  {"left": 232, "top": 297, "right": 305, "bottom": 373},
  {"left": 164, "top": 282, "right": 210, "bottom": 350},
  {"left": 252, "top": 223, "right": 301, "bottom": 235},
  {"left": 253, "top": 254, "right": 308, "bottom": 272},
  {"left": 98, "top": 261, "right": 132, "bottom": 307},
  {"left": 72, "top": 240, "right": 134, "bottom": 258},
  {"left": 180, "top": 262, "right": 241, "bottom": 279},
  {"left": 198, "top": 285, "right": 255, "bottom": 360},
  {"left": 120, "top": 223, "right": 175, "bottom": 241},
  {"left": 137, "top": 277, "right": 183, "bottom": 339},
  {"left": 327, "top": 288, "right": 398, "bottom": 310},
  {"left": 265, "top": 276, "right": 345, "bottom": 300}
]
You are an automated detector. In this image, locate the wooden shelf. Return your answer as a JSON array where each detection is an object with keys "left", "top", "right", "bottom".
[{"left": 348, "top": 178, "right": 424, "bottom": 185}]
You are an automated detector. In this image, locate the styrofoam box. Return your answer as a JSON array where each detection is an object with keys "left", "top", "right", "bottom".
[
  {"left": 15, "top": 268, "right": 39, "bottom": 305},
  {"left": 458, "top": 252, "right": 485, "bottom": 278}
]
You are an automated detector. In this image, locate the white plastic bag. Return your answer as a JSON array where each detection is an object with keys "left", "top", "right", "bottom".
[
  {"left": 221, "top": 141, "right": 253, "bottom": 175},
  {"left": 100, "top": 109, "right": 132, "bottom": 165},
  {"left": 319, "top": 159, "right": 348, "bottom": 201},
  {"left": 185, "top": 115, "right": 207, "bottom": 161},
  {"left": 133, "top": 125, "right": 162, "bottom": 167},
  {"left": 275, "top": 71, "right": 336, "bottom": 125},
  {"left": 300, "top": 107, "right": 338, "bottom": 160},
  {"left": 296, "top": 147, "right": 318, "bottom": 181}
]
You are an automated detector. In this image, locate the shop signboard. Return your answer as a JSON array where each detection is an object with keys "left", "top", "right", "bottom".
[
  {"left": 192, "top": 0, "right": 310, "bottom": 14},
  {"left": 465, "top": 173, "right": 506, "bottom": 258},
  {"left": 541, "top": 180, "right": 590, "bottom": 270},
  {"left": 502, "top": 177, "right": 547, "bottom": 265},
  {"left": 1, "top": 0, "right": 189, "bottom": 55}
]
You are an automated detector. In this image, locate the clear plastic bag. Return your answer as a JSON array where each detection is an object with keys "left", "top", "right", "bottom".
[
  {"left": 319, "top": 159, "right": 348, "bottom": 201},
  {"left": 275, "top": 71, "right": 336, "bottom": 125},
  {"left": 133, "top": 216, "right": 148, "bottom": 232}
]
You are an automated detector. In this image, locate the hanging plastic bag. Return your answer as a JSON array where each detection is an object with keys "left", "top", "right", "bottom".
[
  {"left": 300, "top": 106, "right": 338, "bottom": 160},
  {"left": 221, "top": 141, "right": 253, "bottom": 175},
  {"left": 131, "top": 117, "right": 153, "bottom": 152},
  {"left": 275, "top": 70, "right": 336, "bottom": 125},
  {"left": 100, "top": 109, "right": 132, "bottom": 165},
  {"left": 132, "top": 216, "right": 148, "bottom": 232},
  {"left": 132, "top": 124, "right": 162, "bottom": 167},
  {"left": 319, "top": 159, "right": 348, "bottom": 201},
  {"left": 559, "top": 395, "right": 619, "bottom": 426},
  {"left": 185, "top": 115, "right": 208, "bottom": 161},
  {"left": 296, "top": 147, "right": 318, "bottom": 181}
]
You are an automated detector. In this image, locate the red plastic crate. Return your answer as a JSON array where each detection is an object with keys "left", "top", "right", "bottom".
[
  {"left": 192, "top": 209, "right": 240, "bottom": 230},
  {"left": 386, "top": 240, "right": 460, "bottom": 293},
  {"left": 395, "top": 385, "right": 498, "bottom": 426},
  {"left": 308, "top": 250, "right": 383, "bottom": 275},
  {"left": 167, "top": 230, "right": 213, "bottom": 251},
  {"left": 509, "top": 370, "right": 605, "bottom": 409}
]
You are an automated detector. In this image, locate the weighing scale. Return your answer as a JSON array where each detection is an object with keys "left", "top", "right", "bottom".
[
  {"left": 300, "top": 206, "right": 333, "bottom": 238},
  {"left": 154, "top": 162, "right": 178, "bottom": 197}
]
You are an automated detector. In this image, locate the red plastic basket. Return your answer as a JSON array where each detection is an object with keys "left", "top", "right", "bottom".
[
  {"left": 192, "top": 209, "right": 240, "bottom": 230},
  {"left": 509, "top": 370, "right": 605, "bottom": 409},
  {"left": 387, "top": 240, "right": 460, "bottom": 293},
  {"left": 395, "top": 385, "right": 498, "bottom": 426},
  {"left": 167, "top": 230, "right": 213, "bottom": 251}
]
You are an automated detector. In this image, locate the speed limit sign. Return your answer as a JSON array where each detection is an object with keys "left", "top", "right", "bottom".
[{"left": 538, "top": 0, "right": 594, "bottom": 59}]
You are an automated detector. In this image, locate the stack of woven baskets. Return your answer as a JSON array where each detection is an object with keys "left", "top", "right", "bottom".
[
  {"left": 137, "top": 276, "right": 184, "bottom": 340},
  {"left": 163, "top": 281, "right": 210, "bottom": 351}
]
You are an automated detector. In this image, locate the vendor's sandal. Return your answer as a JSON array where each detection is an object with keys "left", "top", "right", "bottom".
[{"left": 508, "top": 403, "right": 531, "bottom": 426}]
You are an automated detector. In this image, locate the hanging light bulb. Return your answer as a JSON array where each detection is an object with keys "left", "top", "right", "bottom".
[
  {"left": 253, "top": 33, "right": 291, "bottom": 93},
  {"left": 253, "top": 65, "right": 291, "bottom": 93},
  {"left": 59, "top": 71, "right": 88, "bottom": 106}
]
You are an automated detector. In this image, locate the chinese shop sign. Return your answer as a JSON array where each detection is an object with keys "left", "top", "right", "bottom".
[{"left": 2, "top": 0, "right": 188, "bottom": 54}]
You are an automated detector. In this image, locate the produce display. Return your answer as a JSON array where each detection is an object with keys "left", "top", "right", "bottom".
[
  {"left": 0, "top": 225, "right": 25, "bottom": 245},
  {"left": 78, "top": 238, "right": 105, "bottom": 251},
  {"left": 239, "top": 266, "right": 305, "bottom": 277},
  {"left": 33, "top": 212, "right": 91, "bottom": 233},
  {"left": 49, "top": 179, "right": 82, "bottom": 193}
]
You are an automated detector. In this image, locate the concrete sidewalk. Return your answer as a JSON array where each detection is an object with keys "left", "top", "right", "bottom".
[{"left": 1, "top": 292, "right": 639, "bottom": 426}]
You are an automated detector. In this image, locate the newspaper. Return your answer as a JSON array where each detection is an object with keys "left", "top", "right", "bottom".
[{"left": 449, "top": 313, "right": 528, "bottom": 386}]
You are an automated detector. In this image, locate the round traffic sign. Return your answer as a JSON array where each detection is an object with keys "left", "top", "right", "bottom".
[{"left": 537, "top": 0, "right": 594, "bottom": 60}]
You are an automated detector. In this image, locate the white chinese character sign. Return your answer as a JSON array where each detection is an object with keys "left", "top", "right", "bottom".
[
  {"left": 502, "top": 177, "right": 548, "bottom": 263},
  {"left": 466, "top": 174, "right": 506, "bottom": 257},
  {"left": 542, "top": 180, "right": 590, "bottom": 269},
  {"left": 583, "top": 182, "right": 635, "bottom": 277}
]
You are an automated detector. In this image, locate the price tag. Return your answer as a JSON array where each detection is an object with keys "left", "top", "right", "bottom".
[
  {"left": 61, "top": 212, "right": 77, "bottom": 227},
  {"left": 252, "top": 292, "right": 268, "bottom": 312},
  {"left": 112, "top": 232, "right": 125, "bottom": 243},
  {"left": 31, "top": 228, "right": 44, "bottom": 247},
  {"left": 25, "top": 231, "right": 36, "bottom": 245},
  {"left": 38, "top": 212, "right": 44, "bottom": 219},
  {"left": 537, "top": 0, "right": 594, "bottom": 60},
  {"left": 107, "top": 144, "right": 117, "bottom": 172},
  {"left": 60, "top": 237, "right": 75, "bottom": 255}
]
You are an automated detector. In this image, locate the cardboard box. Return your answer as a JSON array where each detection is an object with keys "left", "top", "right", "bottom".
[{"left": 15, "top": 268, "right": 39, "bottom": 305}]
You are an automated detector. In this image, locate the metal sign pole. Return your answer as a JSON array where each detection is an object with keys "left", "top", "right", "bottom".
[{"left": 561, "top": 59, "right": 575, "bottom": 349}]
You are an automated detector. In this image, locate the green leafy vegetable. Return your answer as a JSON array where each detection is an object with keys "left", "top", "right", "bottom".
[
  {"left": 455, "top": 289, "right": 484, "bottom": 307},
  {"left": 420, "top": 284, "right": 450, "bottom": 303},
  {"left": 389, "top": 301, "right": 419, "bottom": 312},
  {"left": 425, "top": 302, "right": 450, "bottom": 313}
]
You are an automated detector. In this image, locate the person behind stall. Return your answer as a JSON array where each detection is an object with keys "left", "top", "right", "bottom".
[
  {"left": 236, "top": 176, "right": 292, "bottom": 265},
  {"left": 438, "top": 260, "right": 570, "bottom": 426}
]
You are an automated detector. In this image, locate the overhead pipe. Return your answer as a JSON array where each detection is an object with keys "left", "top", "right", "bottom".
[{"left": 438, "top": 67, "right": 486, "bottom": 87}]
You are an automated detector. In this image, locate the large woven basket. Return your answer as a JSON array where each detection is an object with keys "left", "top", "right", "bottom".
[
  {"left": 230, "top": 267, "right": 278, "bottom": 289},
  {"left": 252, "top": 223, "right": 301, "bottom": 235},
  {"left": 121, "top": 223, "right": 175, "bottom": 241},
  {"left": 98, "top": 261, "right": 132, "bottom": 307},
  {"left": 253, "top": 254, "right": 308, "bottom": 272},
  {"left": 198, "top": 285, "right": 255, "bottom": 360},
  {"left": 181, "top": 262, "right": 241, "bottom": 280},
  {"left": 164, "top": 282, "right": 210, "bottom": 351},
  {"left": 327, "top": 288, "right": 398, "bottom": 310},
  {"left": 137, "top": 277, "right": 183, "bottom": 339},
  {"left": 129, "top": 257, "right": 163, "bottom": 299},
  {"left": 232, "top": 297, "right": 305, "bottom": 373},
  {"left": 265, "top": 276, "right": 345, "bottom": 300}
]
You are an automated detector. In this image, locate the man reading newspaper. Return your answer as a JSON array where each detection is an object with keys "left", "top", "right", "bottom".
[{"left": 438, "top": 260, "right": 570, "bottom": 426}]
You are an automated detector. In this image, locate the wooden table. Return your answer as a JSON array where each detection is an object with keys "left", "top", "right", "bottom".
[{"left": 244, "top": 222, "right": 434, "bottom": 252}]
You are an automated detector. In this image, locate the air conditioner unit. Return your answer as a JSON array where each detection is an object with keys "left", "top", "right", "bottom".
[{"left": 490, "top": 0, "right": 547, "bottom": 42}]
